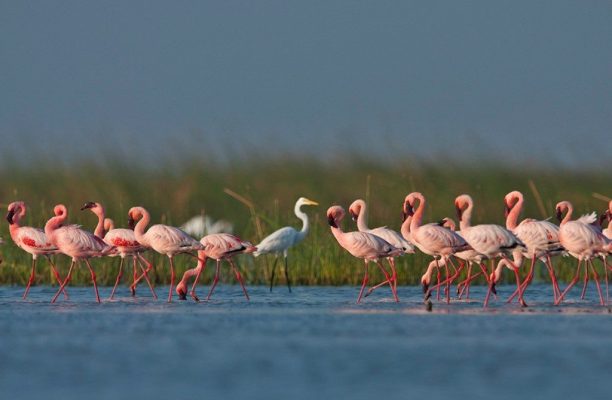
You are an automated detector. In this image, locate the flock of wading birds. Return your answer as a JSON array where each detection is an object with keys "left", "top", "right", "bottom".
[{"left": 2, "top": 191, "right": 612, "bottom": 307}]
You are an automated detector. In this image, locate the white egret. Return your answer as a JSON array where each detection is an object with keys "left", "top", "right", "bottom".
[{"left": 253, "top": 197, "right": 318, "bottom": 292}]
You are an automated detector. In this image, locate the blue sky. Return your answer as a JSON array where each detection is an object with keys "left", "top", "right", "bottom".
[{"left": 1, "top": 1, "right": 611, "bottom": 169}]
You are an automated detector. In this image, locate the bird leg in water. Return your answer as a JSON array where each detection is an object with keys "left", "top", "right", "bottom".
[
  {"left": 229, "top": 259, "right": 250, "bottom": 301},
  {"left": 375, "top": 260, "right": 399, "bottom": 302},
  {"left": 45, "top": 255, "right": 69, "bottom": 299},
  {"left": 206, "top": 260, "right": 222, "bottom": 300},
  {"left": 356, "top": 261, "right": 369, "bottom": 304},
  {"left": 580, "top": 262, "right": 590, "bottom": 300},
  {"left": 555, "top": 259, "right": 583, "bottom": 305},
  {"left": 588, "top": 259, "right": 604, "bottom": 306},
  {"left": 132, "top": 254, "right": 157, "bottom": 299},
  {"left": 363, "top": 257, "right": 398, "bottom": 298},
  {"left": 84, "top": 259, "right": 101, "bottom": 303},
  {"left": 22, "top": 258, "right": 37, "bottom": 300},
  {"left": 189, "top": 265, "right": 205, "bottom": 302},
  {"left": 269, "top": 256, "right": 279, "bottom": 292},
  {"left": 108, "top": 257, "right": 125, "bottom": 300},
  {"left": 51, "top": 261, "right": 76, "bottom": 303},
  {"left": 284, "top": 256, "right": 292, "bottom": 293},
  {"left": 167, "top": 256, "right": 176, "bottom": 303},
  {"left": 425, "top": 258, "right": 464, "bottom": 302}
]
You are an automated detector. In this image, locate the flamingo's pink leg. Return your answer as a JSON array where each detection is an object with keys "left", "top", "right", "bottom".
[
  {"left": 133, "top": 254, "right": 157, "bottom": 299},
  {"left": 555, "top": 260, "right": 583, "bottom": 305},
  {"left": 375, "top": 260, "right": 398, "bottom": 302},
  {"left": 22, "top": 258, "right": 37, "bottom": 300},
  {"left": 109, "top": 257, "right": 125, "bottom": 300},
  {"left": 46, "top": 256, "right": 68, "bottom": 299},
  {"left": 580, "top": 262, "right": 589, "bottom": 300},
  {"left": 189, "top": 265, "right": 205, "bottom": 302},
  {"left": 229, "top": 259, "right": 250, "bottom": 301},
  {"left": 426, "top": 260, "right": 464, "bottom": 301},
  {"left": 51, "top": 261, "right": 75, "bottom": 303},
  {"left": 356, "top": 261, "right": 369, "bottom": 304},
  {"left": 206, "top": 260, "right": 221, "bottom": 301},
  {"left": 84, "top": 259, "right": 100, "bottom": 303},
  {"left": 588, "top": 260, "right": 604, "bottom": 306}
]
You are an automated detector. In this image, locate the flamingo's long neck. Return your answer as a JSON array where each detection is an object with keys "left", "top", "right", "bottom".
[
  {"left": 400, "top": 214, "right": 412, "bottom": 242},
  {"left": 93, "top": 206, "right": 106, "bottom": 238},
  {"left": 459, "top": 199, "right": 473, "bottom": 232},
  {"left": 409, "top": 194, "right": 425, "bottom": 233},
  {"left": 560, "top": 203, "right": 573, "bottom": 226},
  {"left": 133, "top": 208, "right": 151, "bottom": 246},
  {"left": 506, "top": 194, "right": 523, "bottom": 230},
  {"left": 355, "top": 201, "right": 369, "bottom": 231},
  {"left": 45, "top": 212, "right": 67, "bottom": 244}
]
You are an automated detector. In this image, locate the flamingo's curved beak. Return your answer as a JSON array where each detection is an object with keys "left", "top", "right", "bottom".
[
  {"left": 80, "top": 201, "right": 96, "bottom": 211},
  {"left": 349, "top": 209, "right": 358, "bottom": 221},
  {"left": 128, "top": 215, "right": 136, "bottom": 230},
  {"left": 6, "top": 209, "right": 15, "bottom": 224},
  {"left": 327, "top": 214, "right": 338, "bottom": 228},
  {"left": 555, "top": 207, "right": 562, "bottom": 222}
]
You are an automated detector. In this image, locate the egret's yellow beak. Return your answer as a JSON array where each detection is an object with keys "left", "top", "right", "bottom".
[{"left": 303, "top": 198, "right": 319, "bottom": 206}]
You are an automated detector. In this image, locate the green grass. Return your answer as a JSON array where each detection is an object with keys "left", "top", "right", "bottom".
[{"left": 0, "top": 154, "right": 609, "bottom": 287}]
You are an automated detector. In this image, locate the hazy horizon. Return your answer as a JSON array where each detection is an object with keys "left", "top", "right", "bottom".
[{"left": 2, "top": 1, "right": 611, "bottom": 170}]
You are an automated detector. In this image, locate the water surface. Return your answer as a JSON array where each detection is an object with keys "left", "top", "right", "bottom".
[{"left": 0, "top": 285, "right": 610, "bottom": 400}]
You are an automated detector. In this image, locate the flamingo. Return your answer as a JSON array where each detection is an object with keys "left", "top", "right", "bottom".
[
  {"left": 403, "top": 192, "right": 471, "bottom": 304},
  {"left": 554, "top": 201, "right": 610, "bottom": 305},
  {"left": 602, "top": 200, "right": 612, "bottom": 240},
  {"left": 46, "top": 204, "right": 116, "bottom": 303},
  {"left": 421, "top": 217, "right": 490, "bottom": 300},
  {"left": 128, "top": 206, "right": 203, "bottom": 302},
  {"left": 80, "top": 202, "right": 157, "bottom": 300},
  {"left": 6, "top": 201, "right": 67, "bottom": 299},
  {"left": 494, "top": 191, "right": 563, "bottom": 303},
  {"left": 253, "top": 197, "right": 318, "bottom": 292},
  {"left": 348, "top": 199, "right": 415, "bottom": 296},
  {"left": 327, "top": 205, "right": 402, "bottom": 303},
  {"left": 454, "top": 194, "right": 526, "bottom": 307},
  {"left": 176, "top": 233, "right": 256, "bottom": 301}
]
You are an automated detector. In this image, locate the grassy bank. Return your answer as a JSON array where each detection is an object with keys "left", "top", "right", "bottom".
[{"left": 0, "top": 155, "right": 610, "bottom": 287}]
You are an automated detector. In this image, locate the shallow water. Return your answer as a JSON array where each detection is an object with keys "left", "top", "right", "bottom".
[{"left": 1, "top": 284, "right": 611, "bottom": 400}]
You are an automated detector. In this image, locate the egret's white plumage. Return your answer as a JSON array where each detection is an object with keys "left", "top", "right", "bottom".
[{"left": 253, "top": 197, "right": 318, "bottom": 292}]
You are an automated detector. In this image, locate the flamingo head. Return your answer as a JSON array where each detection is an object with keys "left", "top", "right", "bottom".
[
  {"left": 504, "top": 191, "right": 522, "bottom": 218},
  {"left": 438, "top": 217, "right": 456, "bottom": 231},
  {"left": 454, "top": 194, "right": 472, "bottom": 222},
  {"left": 103, "top": 218, "right": 115, "bottom": 234},
  {"left": 128, "top": 207, "right": 144, "bottom": 229},
  {"left": 402, "top": 194, "right": 417, "bottom": 221},
  {"left": 555, "top": 201, "right": 571, "bottom": 222},
  {"left": 175, "top": 281, "right": 187, "bottom": 300},
  {"left": 348, "top": 199, "right": 364, "bottom": 221},
  {"left": 53, "top": 204, "right": 67, "bottom": 217},
  {"left": 326, "top": 205, "right": 345, "bottom": 228},
  {"left": 6, "top": 201, "right": 25, "bottom": 224},
  {"left": 80, "top": 201, "right": 99, "bottom": 211}
]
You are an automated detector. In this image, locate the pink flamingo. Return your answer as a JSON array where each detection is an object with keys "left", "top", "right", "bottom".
[
  {"left": 46, "top": 204, "right": 116, "bottom": 303},
  {"left": 176, "top": 233, "right": 256, "bottom": 301},
  {"left": 404, "top": 192, "right": 471, "bottom": 304},
  {"left": 80, "top": 202, "right": 157, "bottom": 300},
  {"left": 327, "top": 205, "right": 402, "bottom": 303},
  {"left": 495, "top": 191, "right": 563, "bottom": 303},
  {"left": 454, "top": 194, "right": 526, "bottom": 307},
  {"left": 128, "top": 206, "right": 203, "bottom": 302},
  {"left": 554, "top": 201, "right": 609, "bottom": 305},
  {"left": 349, "top": 199, "right": 415, "bottom": 296},
  {"left": 6, "top": 201, "right": 67, "bottom": 299},
  {"left": 421, "top": 217, "right": 490, "bottom": 300}
]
